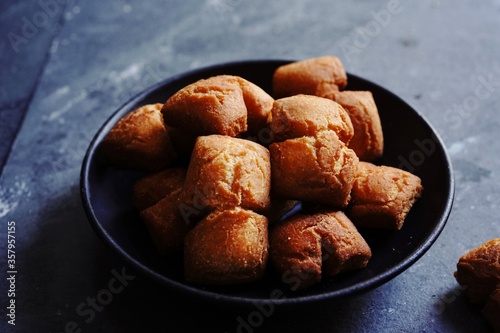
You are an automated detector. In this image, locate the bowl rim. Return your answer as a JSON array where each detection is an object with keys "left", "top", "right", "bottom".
[{"left": 80, "top": 59, "right": 455, "bottom": 306}]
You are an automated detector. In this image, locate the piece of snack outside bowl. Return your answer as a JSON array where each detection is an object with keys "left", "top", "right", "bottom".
[
  {"left": 272, "top": 56, "right": 348, "bottom": 98},
  {"left": 347, "top": 161, "right": 423, "bottom": 230},
  {"left": 179, "top": 135, "right": 271, "bottom": 214},
  {"left": 482, "top": 286, "right": 500, "bottom": 333},
  {"left": 132, "top": 167, "right": 187, "bottom": 210},
  {"left": 269, "top": 210, "right": 371, "bottom": 290},
  {"left": 99, "top": 103, "right": 176, "bottom": 171},
  {"left": 184, "top": 207, "right": 269, "bottom": 285},
  {"left": 269, "top": 94, "right": 353, "bottom": 144},
  {"left": 269, "top": 131, "right": 358, "bottom": 208},
  {"left": 454, "top": 238, "right": 500, "bottom": 304}
]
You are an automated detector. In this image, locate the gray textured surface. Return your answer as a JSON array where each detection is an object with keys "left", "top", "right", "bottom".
[{"left": 1, "top": 0, "right": 500, "bottom": 332}]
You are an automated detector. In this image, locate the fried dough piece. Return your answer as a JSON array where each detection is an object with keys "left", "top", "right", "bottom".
[
  {"left": 217, "top": 75, "right": 274, "bottom": 133},
  {"left": 269, "top": 94, "right": 353, "bottom": 144},
  {"left": 272, "top": 56, "right": 347, "bottom": 98},
  {"left": 269, "top": 210, "right": 371, "bottom": 290},
  {"left": 482, "top": 286, "right": 500, "bottom": 333},
  {"left": 184, "top": 207, "right": 269, "bottom": 285},
  {"left": 454, "top": 238, "right": 500, "bottom": 304},
  {"left": 139, "top": 189, "right": 192, "bottom": 255},
  {"left": 132, "top": 168, "right": 186, "bottom": 210},
  {"left": 162, "top": 77, "right": 247, "bottom": 137},
  {"left": 162, "top": 75, "right": 274, "bottom": 136},
  {"left": 100, "top": 103, "right": 176, "bottom": 171},
  {"left": 269, "top": 131, "right": 358, "bottom": 208},
  {"left": 180, "top": 135, "right": 271, "bottom": 213},
  {"left": 320, "top": 90, "right": 383, "bottom": 161},
  {"left": 348, "top": 162, "right": 423, "bottom": 230}
]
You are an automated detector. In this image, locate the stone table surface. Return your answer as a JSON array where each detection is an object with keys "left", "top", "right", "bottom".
[{"left": 1, "top": 0, "right": 500, "bottom": 332}]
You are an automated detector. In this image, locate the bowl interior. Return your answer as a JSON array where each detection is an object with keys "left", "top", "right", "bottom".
[{"left": 81, "top": 60, "right": 454, "bottom": 306}]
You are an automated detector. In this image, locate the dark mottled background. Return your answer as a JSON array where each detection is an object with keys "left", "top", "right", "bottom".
[{"left": 1, "top": 0, "right": 500, "bottom": 332}]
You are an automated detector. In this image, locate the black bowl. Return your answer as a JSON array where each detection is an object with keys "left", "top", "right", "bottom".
[{"left": 80, "top": 60, "right": 454, "bottom": 306}]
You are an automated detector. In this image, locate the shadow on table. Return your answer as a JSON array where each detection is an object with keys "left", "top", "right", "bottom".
[
  {"left": 434, "top": 285, "right": 491, "bottom": 333},
  {"left": 96, "top": 279, "right": 373, "bottom": 333},
  {"left": 13, "top": 182, "right": 136, "bottom": 331}
]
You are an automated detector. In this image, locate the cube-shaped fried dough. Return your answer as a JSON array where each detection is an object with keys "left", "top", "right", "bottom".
[
  {"left": 269, "top": 210, "right": 371, "bottom": 290},
  {"left": 132, "top": 168, "right": 186, "bottom": 210},
  {"left": 180, "top": 135, "right": 271, "bottom": 213},
  {"left": 320, "top": 90, "right": 384, "bottom": 161},
  {"left": 272, "top": 56, "right": 347, "bottom": 98},
  {"left": 100, "top": 103, "right": 176, "bottom": 171},
  {"left": 269, "top": 131, "right": 359, "bottom": 208},
  {"left": 162, "top": 75, "right": 274, "bottom": 137},
  {"left": 184, "top": 207, "right": 269, "bottom": 285},
  {"left": 454, "top": 238, "right": 500, "bottom": 304},
  {"left": 482, "top": 286, "right": 500, "bottom": 332},
  {"left": 221, "top": 75, "right": 274, "bottom": 133},
  {"left": 139, "top": 189, "right": 191, "bottom": 255},
  {"left": 162, "top": 77, "right": 246, "bottom": 136},
  {"left": 270, "top": 95, "right": 353, "bottom": 144},
  {"left": 348, "top": 162, "right": 423, "bottom": 230}
]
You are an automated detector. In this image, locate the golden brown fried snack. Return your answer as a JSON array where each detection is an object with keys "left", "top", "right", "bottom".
[
  {"left": 162, "top": 77, "right": 247, "bottom": 137},
  {"left": 269, "top": 131, "right": 359, "bottom": 208},
  {"left": 139, "top": 189, "right": 191, "bottom": 256},
  {"left": 162, "top": 75, "right": 274, "bottom": 137},
  {"left": 132, "top": 168, "right": 187, "bottom": 210},
  {"left": 99, "top": 103, "right": 176, "bottom": 171},
  {"left": 216, "top": 75, "right": 274, "bottom": 133},
  {"left": 348, "top": 162, "right": 423, "bottom": 230},
  {"left": 180, "top": 135, "right": 271, "bottom": 214},
  {"left": 269, "top": 95, "right": 353, "bottom": 144},
  {"left": 320, "top": 90, "right": 383, "bottom": 161},
  {"left": 482, "top": 286, "right": 500, "bottom": 333},
  {"left": 269, "top": 210, "right": 371, "bottom": 290},
  {"left": 184, "top": 207, "right": 269, "bottom": 285},
  {"left": 272, "top": 56, "right": 347, "bottom": 98},
  {"left": 454, "top": 238, "right": 500, "bottom": 304}
]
